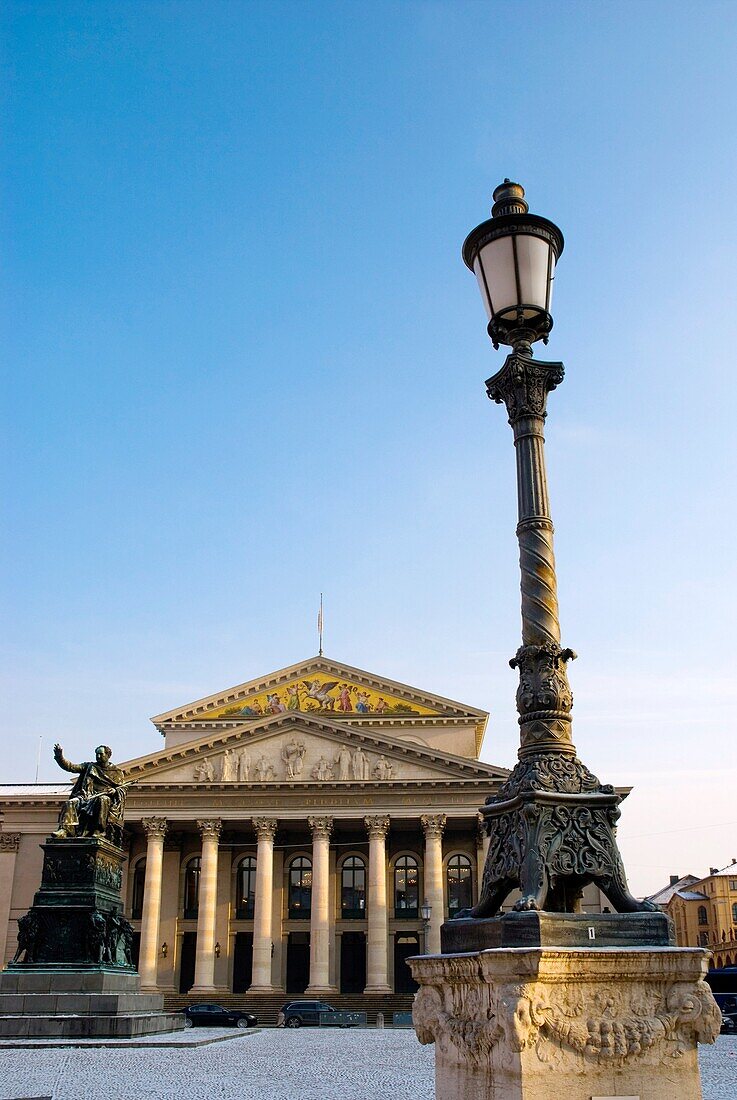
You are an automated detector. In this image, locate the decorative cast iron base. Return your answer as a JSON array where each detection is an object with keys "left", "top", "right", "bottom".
[
  {"left": 473, "top": 753, "right": 658, "bottom": 918},
  {"left": 9, "top": 836, "right": 135, "bottom": 970},
  {"left": 1, "top": 836, "right": 184, "bottom": 1038},
  {"left": 441, "top": 911, "right": 674, "bottom": 954}
]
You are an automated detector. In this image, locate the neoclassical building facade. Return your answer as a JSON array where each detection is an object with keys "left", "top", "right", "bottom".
[{"left": 0, "top": 656, "right": 602, "bottom": 1001}]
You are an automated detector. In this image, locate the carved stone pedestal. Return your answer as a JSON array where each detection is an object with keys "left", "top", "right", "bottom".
[{"left": 410, "top": 947, "right": 720, "bottom": 1100}]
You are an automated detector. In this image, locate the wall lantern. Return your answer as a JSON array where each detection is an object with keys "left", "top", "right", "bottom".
[{"left": 214, "top": 941, "right": 221, "bottom": 958}]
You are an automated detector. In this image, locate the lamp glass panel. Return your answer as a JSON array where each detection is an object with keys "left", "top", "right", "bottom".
[
  {"left": 515, "top": 234, "right": 554, "bottom": 315},
  {"left": 473, "top": 258, "right": 492, "bottom": 320},
  {"left": 477, "top": 235, "right": 517, "bottom": 316}
]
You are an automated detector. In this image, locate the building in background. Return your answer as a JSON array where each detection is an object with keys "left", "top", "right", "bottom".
[
  {"left": 0, "top": 655, "right": 605, "bottom": 1015},
  {"left": 648, "top": 862, "right": 737, "bottom": 967}
]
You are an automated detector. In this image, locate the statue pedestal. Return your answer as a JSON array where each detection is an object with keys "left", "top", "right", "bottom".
[
  {"left": 0, "top": 968, "right": 183, "bottom": 1038},
  {"left": 410, "top": 946, "right": 720, "bottom": 1100},
  {"left": 0, "top": 836, "right": 183, "bottom": 1038}
]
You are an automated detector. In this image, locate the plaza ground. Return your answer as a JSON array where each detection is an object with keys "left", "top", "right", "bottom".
[{"left": 0, "top": 1029, "right": 734, "bottom": 1100}]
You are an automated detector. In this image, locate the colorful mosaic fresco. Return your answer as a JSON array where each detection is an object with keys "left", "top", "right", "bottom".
[{"left": 195, "top": 672, "right": 440, "bottom": 721}]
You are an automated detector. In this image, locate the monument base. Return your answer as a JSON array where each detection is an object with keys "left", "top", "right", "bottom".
[
  {"left": 0, "top": 968, "right": 185, "bottom": 1038},
  {"left": 410, "top": 946, "right": 720, "bottom": 1100},
  {"left": 441, "top": 911, "right": 674, "bottom": 953}
]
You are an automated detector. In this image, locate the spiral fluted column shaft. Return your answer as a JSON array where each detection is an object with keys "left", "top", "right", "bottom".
[
  {"left": 513, "top": 414, "right": 561, "bottom": 648},
  {"left": 486, "top": 352, "right": 576, "bottom": 759}
]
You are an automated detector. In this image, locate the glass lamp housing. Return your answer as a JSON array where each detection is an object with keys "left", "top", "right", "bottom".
[{"left": 463, "top": 181, "right": 564, "bottom": 349}]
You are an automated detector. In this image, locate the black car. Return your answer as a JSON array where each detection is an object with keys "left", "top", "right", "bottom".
[
  {"left": 183, "top": 1003, "right": 258, "bottom": 1029},
  {"left": 721, "top": 1008, "right": 737, "bottom": 1034},
  {"left": 277, "top": 1000, "right": 336, "bottom": 1028}
]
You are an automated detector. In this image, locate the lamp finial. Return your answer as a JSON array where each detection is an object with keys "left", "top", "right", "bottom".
[{"left": 492, "top": 180, "right": 528, "bottom": 218}]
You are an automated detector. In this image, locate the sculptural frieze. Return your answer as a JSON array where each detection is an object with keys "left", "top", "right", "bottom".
[
  {"left": 372, "top": 754, "right": 394, "bottom": 780},
  {"left": 282, "top": 737, "right": 306, "bottom": 779},
  {"left": 52, "top": 743, "right": 132, "bottom": 843},
  {"left": 254, "top": 754, "right": 276, "bottom": 782},
  {"left": 311, "top": 755, "right": 334, "bottom": 782}
]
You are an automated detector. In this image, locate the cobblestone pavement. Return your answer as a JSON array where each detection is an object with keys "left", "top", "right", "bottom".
[{"left": 0, "top": 1029, "right": 734, "bottom": 1100}]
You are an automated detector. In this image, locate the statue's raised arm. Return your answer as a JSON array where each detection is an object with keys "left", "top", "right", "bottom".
[
  {"left": 52, "top": 743, "right": 131, "bottom": 843},
  {"left": 53, "top": 743, "right": 82, "bottom": 775}
]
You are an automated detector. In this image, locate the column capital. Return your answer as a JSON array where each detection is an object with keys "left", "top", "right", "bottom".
[
  {"left": 252, "top": 817, "right": 278, "bottom": 841},
  {"left": 308, "top": 815, "right": 333, "bottom": 840},
  {"left": 485, "top": 351, "right": 564, "bottom": 426},
  {"left": 196, "top": 818, "right": 222, "bottom": 841},
  {"left": 364, "top": 815, "right": 390, "bottom": 840},
  {"left": 142, "top": 817, "right": 168, "bottom": 840},
  {"left": 421, "top": 813, "right": 446, "bottom": 840},
  {"left": 0, "top": 833, "right": 20, "bottom": 852}
]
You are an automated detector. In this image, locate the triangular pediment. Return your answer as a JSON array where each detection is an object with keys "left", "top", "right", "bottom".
[
  {"left": 124, "top": 712, "right": 504, "bottom": 787},
  {"left": 151, "top": 656, "right": 487, "bottom": 727}
]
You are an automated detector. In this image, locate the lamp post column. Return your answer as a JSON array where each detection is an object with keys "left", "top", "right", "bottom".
[
  {"left": 421, "top": 815, "right": 446, "bottom": 955},
  {"left": 364, "top": 815, "right": 391, "bottom": 993},
  {"left": 139, "top": 817, "right": 167, "bottom": 990},
  {"left": 249, "top": 817, "right": 277, "bottom": 991},
  {"left": 463, "top": 181, "right": 656, "bottom": 919},
  {"left": 191, "top": 818, "right": 221, "bottom": 992}
]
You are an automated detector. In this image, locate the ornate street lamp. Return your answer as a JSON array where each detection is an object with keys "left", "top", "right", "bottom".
[{"left": 465, "top": 181, "right": 656, "bottom": 918}]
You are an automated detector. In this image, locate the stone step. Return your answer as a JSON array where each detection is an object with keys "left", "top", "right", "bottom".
[{"left": 0, "top": 1011, "right": 186, "bottom": 1039}]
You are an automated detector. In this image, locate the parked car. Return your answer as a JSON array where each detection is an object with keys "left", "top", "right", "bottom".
[
  {"left": 277, "top": 1000, "right": 337, "bottom": 1028},
  {"left": 721, "top": 1008, "right": 737, "bottom": 1034},
  {"left": 183, "top": 1003, "right": 258, "bottom": 1028}
]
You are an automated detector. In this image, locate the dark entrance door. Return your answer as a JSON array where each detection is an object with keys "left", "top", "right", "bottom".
[
  {"left": 179, "top": 931, "right": 197, "bottom": 994},
  {"left": 131, "top": 932, "right": 141, "bottom": 969},
  {"left": 394, "top": 933, "right": 419, "bottom": 993},
  {"left": 340, "top": 931, "right": 366, "bottom": 993},
  {"left": 233, "top": 932, "right": 253, "bottom": 993},
  {"left": 286, "top": 932, "right": 310, "bottom": 994}
]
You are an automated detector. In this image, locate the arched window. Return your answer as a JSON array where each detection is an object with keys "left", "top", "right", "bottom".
[
  {"left": 341, "top": 856, "right": 366, "bottom": 919},
  {"left": 288, "top": 856, "right": 312, "bottom": 919},
  {"left": 236, "top": 856, "right": 257, "bottom": 919},
  {"left": 732, "top": 902, "right": 737, "bottom": 925},
  {"left": 698, "top": 905, "right": 708, "bottom": 926},
  {"left": 394, "top": 855, "right": 419, "bottom": 918},
  {"left": 184, "top": 857, "right": 201, "bottom": 918},
  {"left": 447, "top": 854, "right": 473, "bottom": 917},
  {"left": 698, "top": 931, "right": 709, "bottom": 947},
  {"left": 131, "top": 858, "right": 146, "bottom": 920}
]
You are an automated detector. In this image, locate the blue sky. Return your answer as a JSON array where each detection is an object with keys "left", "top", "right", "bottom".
[{"left": 2, "top": 1, "right": 736, "bottom": 895}]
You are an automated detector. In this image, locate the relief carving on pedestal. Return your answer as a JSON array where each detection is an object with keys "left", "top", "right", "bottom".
[{"left": 412, "top": 959, "right": 721, "bottom": 1071}]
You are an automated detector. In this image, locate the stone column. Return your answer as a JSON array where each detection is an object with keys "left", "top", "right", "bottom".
[
  {"left": 306, "top": 815, "right": 336, "bottom": 993},
  {"left": 364, "top": 815, "right": 391, "bottom": 993},
  {"left": 191, "top": 818, "right": 221, "bottom": 993},
  {"left": 0, "top": 834, "right": 20, "bottom": 965},
  {"left": 249, "top": 817, "right": 278, "bottom": 991},
  {"left": 421, "top": 814, "right": 446, "bottom": 955},
  {"left": 138, "top": 818, "right": 167, "bottom": 990}
]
